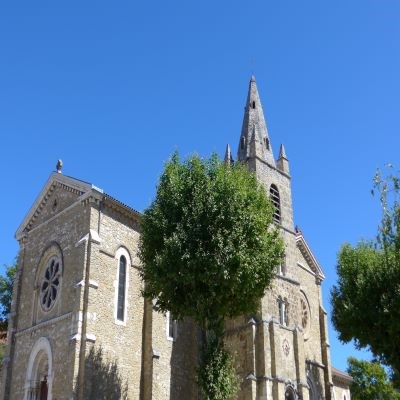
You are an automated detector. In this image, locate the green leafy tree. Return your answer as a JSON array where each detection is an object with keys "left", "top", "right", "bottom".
[
  {"left": 0, "top": 262, "right": 16, "bottom": 328},
  {"left": 139, "top": 153, "right": 283, "bottom": 399},
  {"left": 347, "top": 357, "right": 400, "bottom": 400},
  {"left": 331, "top": 166, "right": 400, "bottom": 382}
]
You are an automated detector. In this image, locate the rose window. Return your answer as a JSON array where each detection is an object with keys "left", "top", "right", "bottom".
[{"left": 40, "top": 257, "right": 61, "bottom": 311}]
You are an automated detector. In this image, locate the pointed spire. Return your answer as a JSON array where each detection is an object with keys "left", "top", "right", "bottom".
[
  {"left": 277, "top": 144, "right": 290, "bottom": 175},
  {"left": 224, "top": 144, "right": 234, "bottom": 165},
  {"left": 278, "top": 144, "right": 287, "bottom": 159},
  {"left": 237, "top": 76, "right": 275, "bottom": 166}
]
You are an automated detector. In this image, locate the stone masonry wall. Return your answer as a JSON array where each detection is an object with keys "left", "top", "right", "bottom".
[
  {"left": 5, "top": 188, "right": 90, "bottom": 399},
  {"left": 83, "top": 202, "right": 143, "bottom": 399}
]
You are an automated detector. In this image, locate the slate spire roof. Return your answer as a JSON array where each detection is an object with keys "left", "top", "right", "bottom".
[
  {"left": 237, "top": 75, "right": 275, "bottom": 166},
  {"left": 224, "top": 143, "right": 233, "bottom": 164}
]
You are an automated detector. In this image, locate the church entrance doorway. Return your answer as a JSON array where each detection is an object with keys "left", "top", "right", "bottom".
[
  {"left": 25, "top": 337, "right": 53, "bottom": 400},
  {"left": 39, "top": 377, "right": 48, "bottom": 400}
]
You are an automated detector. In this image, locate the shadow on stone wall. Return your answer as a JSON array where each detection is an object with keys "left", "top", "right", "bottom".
[
  {"left": 307, "top": 361, "right": 325, "bottom": 399},
  {"left": 80, "top": 346, "right": 128, "bottom": 400},
  {"left": 169, "top": 319, "right": 201, "bottom": 400}
]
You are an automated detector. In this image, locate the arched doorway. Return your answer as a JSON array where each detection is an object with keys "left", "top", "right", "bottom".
[
  {"left": 25, "top": 337, "right": 53, "bottom": 400},
  {"left": 39, "top": 376, "right": 48, "bottom": 400}
]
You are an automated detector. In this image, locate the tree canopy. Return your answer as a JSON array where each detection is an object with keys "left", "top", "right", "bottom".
[
  {"left": 347, "top": 357, "right": 400, "bottom": 400},
  {"left": 0, "top": 262, "right": 16, "bottom": 328},
  {"left": 139, "top": 153, "right": 283, "bottom": 399},
  {"left": 331, "top": 167, "right": 400, "bottom": 380},
  {"left": 139, "top": 153, "right": 283, "bottom": 330}
]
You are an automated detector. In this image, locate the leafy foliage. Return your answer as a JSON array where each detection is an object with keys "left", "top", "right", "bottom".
[
  {"left": 139, "top": 153, "right": 283, "bottom": 327},
  {"left": 139, "top": 153, "right": 283, "bottom": 399},
  {"left": 0, "top": 262, "right": 17, "bottom": 325},
  {"left": 331, "top": 166, "right": 400, "bottom": 380},
  {"left": 347, "top": 357, "right": 400, "bottom": 400},
  {"left": 198, "top": 335, "right": 239, "bottom": 400}
]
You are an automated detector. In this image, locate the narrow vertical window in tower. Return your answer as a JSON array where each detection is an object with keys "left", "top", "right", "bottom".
[
  {"left": 264, "top": 137, "right": 270, "bottom": 150},
  {"left": 284, "top": 299, "right": 289, "bottom": 326},
  {"left": 270, "top": 184, "right": 281, "bottom": 223},
  {"left": 117, "top": 256, "right": 127, "bottom": 321},
  {"left": 240, "top": 136, "right": 245, "bottom": 149},
  {"left": 166, "top": 311, "right": 178, "bottom": 341},
  {"left": 278, "top": 253, "right": 287, "bottom": 276},
  {"left": 278, "top": 297, "right": 289, "bottom": 326}
]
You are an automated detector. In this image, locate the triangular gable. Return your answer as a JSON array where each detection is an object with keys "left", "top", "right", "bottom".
[
  {"left": 16, "top": 172, "right": 94, "bottom": 240},
  {"left": 295, "top": 227, "right": 325, "bottom": 281}
]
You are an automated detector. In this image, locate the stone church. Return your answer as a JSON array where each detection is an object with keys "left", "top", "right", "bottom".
[{"left": 0, "top": 77, "right": 352, "bottom": 399}]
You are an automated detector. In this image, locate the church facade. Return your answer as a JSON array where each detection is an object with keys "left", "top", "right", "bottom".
[{"left": 0, "top": 77, "right": 351, "bottom": 399}]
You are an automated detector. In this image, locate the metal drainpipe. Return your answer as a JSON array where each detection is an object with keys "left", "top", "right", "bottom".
[{"left": 77, "top": 231, "right": 92, "bottom": 399}]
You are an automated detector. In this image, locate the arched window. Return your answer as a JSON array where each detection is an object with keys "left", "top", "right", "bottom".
[
  {"left": 285, "top": 386, "right": 296, "bottom": 400},
  {"left": 34, "top": 243, "right": 63, "bottom": 324},
  {"left": 278, "top": 254, "right": 286, "bottom": 276},
  {"left": 269, "top": 184, "right": 281, "bottom": 224},
  {"left": 264, "top": 137, "right": 270, "bottom": 150},
  {"left": 240, "top": 136, "right": 245, "bottom": 150},
  {"left": 166, "top": 311, "right": 178, "bottom": 341},
  {"left": 40, "top": 256, "right": 61, "bottom": 312},
  {"left": 252, "top": 100, "right": 256, "bottom": 109},
  {"left": 117, "top": 256, "right": 127, "bottom": 322},
  {"left": 278, "top": 296, "right": 289, "bottom": 326},
  {"left": 115, "top": 247, "right": 130, "bottom": 324}
]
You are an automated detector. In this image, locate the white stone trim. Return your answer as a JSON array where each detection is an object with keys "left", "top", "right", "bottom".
[
  {"left": 24, "top": 336, "right": 53, "bottom": 400},
  {"left": 85, "top": 333, "right": 97, "bottom": 342},
  {"left": 89, "top": 229, "right": 101, "bottom": 244},
  {"left": 15, "top": 312, "right": 73, "bottom": 338},
  {"left": 296, "top": 234, "right": 325, "bottom": 280},
  {"left": 297, "top": 261, "right": 316, "bottom": 277},
  {"left": 16, "top": 172, "right": 98, "bottom": 238},
  {"left": 88, "top": 280, "right": 99, "bottom": 289},
  {"left": 113, "top": 247, "right": 131, "bottom": 326}
]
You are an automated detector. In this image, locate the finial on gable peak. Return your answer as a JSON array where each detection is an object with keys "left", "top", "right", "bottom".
[{"left": 56, "top": 159, "right": 63, "bottom": 174}]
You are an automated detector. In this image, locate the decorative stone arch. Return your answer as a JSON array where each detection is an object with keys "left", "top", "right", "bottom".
[
  {"left": 34, "top": 242, "right": 64, "bottom": 284},
  {"left": 114, "top": 246, "right": 131, "bottom": 325},
  {"left": 24, "top": 336, "right": 53, "bottom": 400}
]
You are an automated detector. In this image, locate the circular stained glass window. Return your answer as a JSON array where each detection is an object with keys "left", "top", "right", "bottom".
[{"left": 40, "top": 257, "right": 61, "bottom": 311}]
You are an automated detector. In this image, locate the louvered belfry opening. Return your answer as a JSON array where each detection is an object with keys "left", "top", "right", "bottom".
[{"left": 270, "top": 184, "right": 281, "bottom": 223}]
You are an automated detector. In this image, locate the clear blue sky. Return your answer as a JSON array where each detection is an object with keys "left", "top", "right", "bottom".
[{"left": 1, "top": 1, "right": 400, "bottom": 373}]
